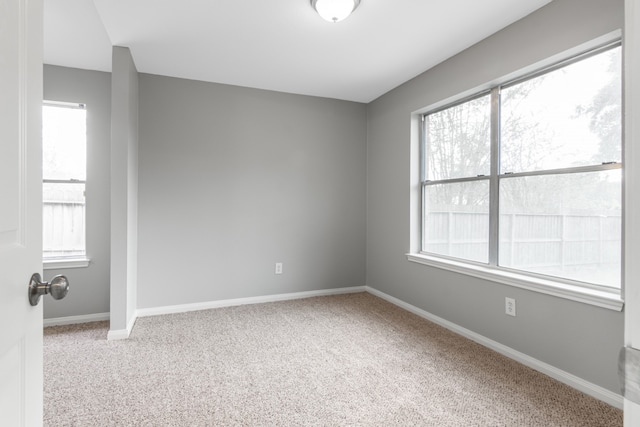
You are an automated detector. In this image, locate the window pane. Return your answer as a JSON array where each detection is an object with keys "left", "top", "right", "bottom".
[
  {"left": 425, "top": 94, "right": 491, "bottom": 180},
  {"left": 501, "top": 46, "right": 621, "bottom": 173},
  {"left": 423, "top": 181, "right": 489, "bottom": 263},
  {"left": 43, "top": 105, "right": 87, "bottom": 180},
  {"left": 499, "top": 170, "right": 621, "bottom": 288},
  {"left": 43, "top": 182, "right": 86, "bottom": 258}
]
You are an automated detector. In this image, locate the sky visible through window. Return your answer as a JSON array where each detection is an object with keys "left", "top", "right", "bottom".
[{"left": 43, "top": 104, "right": 86, "bottom": 181}]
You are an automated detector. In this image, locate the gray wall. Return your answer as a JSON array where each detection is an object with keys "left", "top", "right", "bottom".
[
  {"left": 110, "top": 46, "right": 139, "bottom": 332},
  {"left": 43, "top": 65, "right": 111, "bottom": 318},
  {"left": 137, "top": 75, "right": 367, "bottom": 308},
  {"left": 366, "top": 0, "right": 624, "bottom": 393}
]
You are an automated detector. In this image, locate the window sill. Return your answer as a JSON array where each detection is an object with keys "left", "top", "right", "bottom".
[
  {"left": 43, "top": 258, "right": 91, "bottom": 270},
  {"left": 406, "top": 253, "right": 623, "bottom": 311}
]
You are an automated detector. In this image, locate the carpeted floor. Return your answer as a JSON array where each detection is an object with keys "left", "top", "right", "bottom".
[{"left": 44, "top": 293, "right": 622, "bottom": 426}]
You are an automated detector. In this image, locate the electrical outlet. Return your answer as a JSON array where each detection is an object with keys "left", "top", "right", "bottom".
[
  {"left": 505, "top": 297, "right": 516, "bottom": 317},
  {"left": 275, "top": 263, "right": 283, "bottom": 275}
]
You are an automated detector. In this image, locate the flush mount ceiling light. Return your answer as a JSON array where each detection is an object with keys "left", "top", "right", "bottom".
[{"left": 311, "top": 0, "right": 361, "bottom": 23}]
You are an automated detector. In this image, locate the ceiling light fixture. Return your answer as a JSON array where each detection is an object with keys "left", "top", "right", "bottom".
[{"left": 311, "top": 0, "right": 361, "bottom": 23}]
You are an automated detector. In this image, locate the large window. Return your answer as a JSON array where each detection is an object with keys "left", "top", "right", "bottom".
[
  {"left": 421, "top": 43, "right": 622, "bottom": 290},
  {"left": 42, "top": 102, "right": 87, "bottom": 261}
]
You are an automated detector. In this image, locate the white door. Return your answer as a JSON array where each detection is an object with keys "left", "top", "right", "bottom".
[
  {"left": 0, "top": 0, "right": 44, "bottom": 425},
  {"left": 626, "top": 0, "right": 640, "bottom": 425}
]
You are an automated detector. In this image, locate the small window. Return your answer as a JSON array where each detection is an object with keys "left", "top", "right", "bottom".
[
  {"left": 421, "top": 43, "right": 622, "bottom": 290},
  {"left": 42, "top": 102, "right": 87, "bottom": 260}
]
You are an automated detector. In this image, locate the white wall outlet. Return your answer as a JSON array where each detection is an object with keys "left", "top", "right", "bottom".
[
  {"left": 275, "top": 262, "right": 283, "bottom": 275},
  {"left": 505, "top": 297, "right": 516, "bottom": 317}
]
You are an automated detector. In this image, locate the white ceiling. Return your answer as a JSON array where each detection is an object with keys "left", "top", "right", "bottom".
[{"left": 44, "top": 0, "right": 551, "bottom": 103}]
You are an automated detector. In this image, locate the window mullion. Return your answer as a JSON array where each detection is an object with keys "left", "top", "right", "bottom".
[
  {"left": 420, "top": 115, "right": 426, "bottom": 251},
  {"left": 420, "top": 115, "right": 427, "bottom": 183},
  {"left": 489, "top": 87, "right": 501, "bottom": 266},
  {"left": 43, "top": 179, "right": 87, "bottom": 184}
]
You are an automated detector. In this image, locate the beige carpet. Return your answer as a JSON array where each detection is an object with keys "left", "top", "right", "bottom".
[{"left": 44, "top": 293, "right": 622, "bottom": 426}]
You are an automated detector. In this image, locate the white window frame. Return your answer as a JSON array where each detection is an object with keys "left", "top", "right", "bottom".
[
  {"left": 42, "top": 100, "right": 90, "bottom": 270},
  {"left": 408, "top": 39, "right": 624, "bottom": 311}
]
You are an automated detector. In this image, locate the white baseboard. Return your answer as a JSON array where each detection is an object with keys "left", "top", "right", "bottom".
[
  {"left": 136, "top": 286, "right": 367, "bottom": 318},
  {"left": 364, "top": 286, "right": 624, "bottom": 409},
  {"left": 44, "top": 312, "right": 110, "bottom": 327},
  {"left": 107, "top": 313, "right": 137, "bottom": 341}
]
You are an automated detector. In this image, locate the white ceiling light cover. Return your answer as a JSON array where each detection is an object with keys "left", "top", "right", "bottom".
[{"left": 312, "top": 0, "right": 361, "bottom": 23}]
